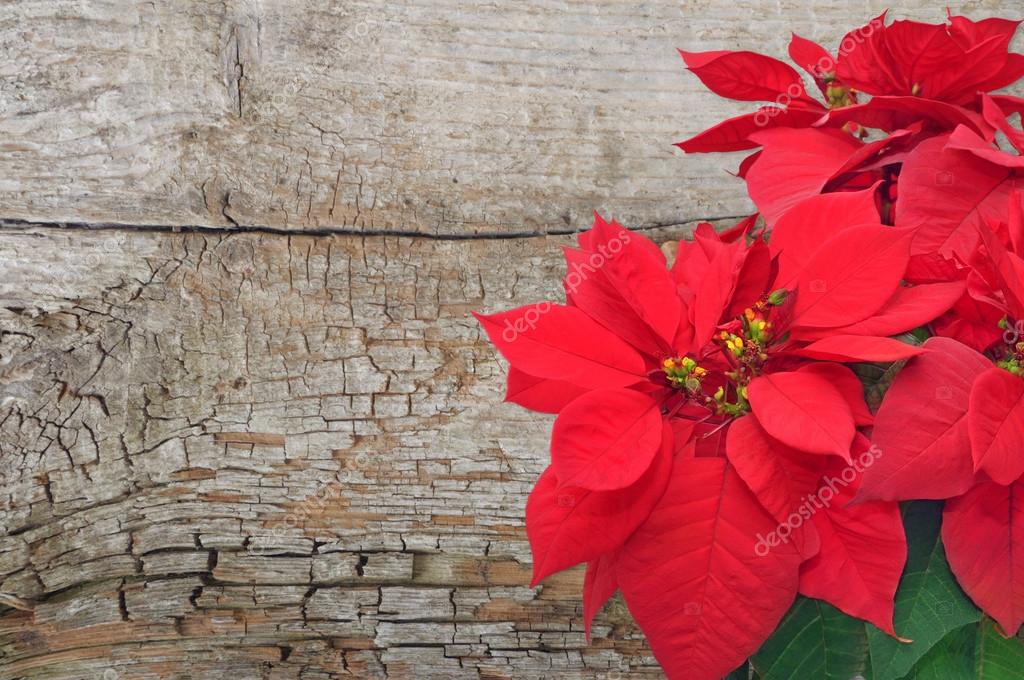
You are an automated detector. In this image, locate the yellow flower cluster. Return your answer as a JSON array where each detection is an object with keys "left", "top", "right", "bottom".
[{"left": 663, "top": 356, "right": 706, "bottom": 392}]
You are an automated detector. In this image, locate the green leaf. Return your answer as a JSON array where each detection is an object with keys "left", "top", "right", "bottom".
[
  {"left": 853, "top": 332, "right": 926, "bottom": 409},
  {"left": 752, "top": 597, "right": 870, "bottom": 680},
  {"left": 898, "top": 623, "right": 976, "bottom": 679},
  {"left": 975, "top": 618, "right": 1024, "bottom": 678},
  {"left": 868, "top": 502, "right": 981, "bottom": 680},
  {"left": 853, "top": 359, "right": 906, "bottom": 411},
  {"left": 725, "top": 661, "right": 751, "bottom": 679}
]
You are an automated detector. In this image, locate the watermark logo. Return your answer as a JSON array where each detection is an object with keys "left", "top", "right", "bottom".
[{"left": 755, "top": 443, "right": 883, "bottom": 557}]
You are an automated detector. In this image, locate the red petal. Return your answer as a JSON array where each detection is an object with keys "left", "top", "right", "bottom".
[
  {"left": 943, "top": 478, "right": 1024, "bottom": 636},
  {"left": 821, "top": 97, "right": 989, "bottom": 136},
  {"left": 969, "top": 367, "right": 1024, "bottom": 485},
  {"left": 570, "top": 216, "right": 681, "bottom": 351},
  {"left": 793, "top": 281, "right": 967, "bottom": 340},
  {"left": 737, "top": 149, "right": 762, "bottom": 179},
  {"left": 692, "top": 241, "right": 746, "bottom": 347},
  {"left": 746, "top": 128, "right": 865, "bottom": 226},
  {"left": 799, "top": 464, "right": 906, "bottom": 636},
  {"left": 932, "top": 290, "right": 1005, "bottom": 353},
  {"left": 748, "top": 370, "right": 856, "bottom": 459},
  {"left": 975, "top": 225, "right": 1024, "bottom": 321},
  {"left": 980, "top": 95, "right": 1024, "bottom": 155},
  {"left": 942, "top": 17, "right": 1024, "bottom": 102},
  {"left": 474, "top": 305, "right": 645, "bottom": 389},
  {"left": 562, "top": 247, "right": 673, "bottom": 357},
  {"left": 679, "top": 49, "right": 812, "bottom": 103},
  {"left": 793, "top": 335, "right": 926, "bottom": 362},
  {"left": 946, "top": 122, "right": 1024, "bottom": 168},
  {"left": 677, "top": 107, "right": 824, "bottom": 153},
  {"left": 528, "top": 422, "right": 673, "bottom": 584},
  {"left": 718, "top": 213, "right": 760, "bottom": 243},
  {"left": 690, "top": 418, "right": 727, "bottom": 458},
  {"left": 975, "top": 52, "right": 1024, "bottom": 96},
  {"left": 770, "top": 186, "right": 881, "bottom": 288},
  {"left": 725, "top": 415, "right": 823, "bottom": 558},
  {"left": 725, "top": 238, "right": 773, "bottom": 319},
  {"left": 904, "top": 252, "right": 966, "bottom": 283},
  {"left": 579, "top": 213, "right": 666, "bottom": 266},
  {"left": 788, "top": 33, "right": 833, "bottom": 83},
  {"left": 672, "top": 235, "right": 712, "bottom": 291},
  {"left": 857, "top": 337, "right": 988, "bottom": 501},
  {"left": 797, "top": 363, "right": 873, "bottom": 426},
  {"left": 550, "top": 389, "right": 664, "bottom": 491},
  {"left": 1007, "top": 189, "right": 1024, "bottom": 256},
  {"left": 505, "top": 368, "right": 588, "bottom": 413},
  {"left": 900, "top": 134, "right": 1023, "bottom": 259},
  {"left": 991, "top": 93, "right": 1024, "bottom": 118},
  {"left": 832, "top": 13, "right": 897, "bottom": 93},
  {"left": 617, "top": 457, "right": 801, "bottom": 680},
  {"left": 583, "top": 554, "right": 618, "bottom": 641},
  {"left": 789, "top": 225, "right": 912, "bottom": 329}
]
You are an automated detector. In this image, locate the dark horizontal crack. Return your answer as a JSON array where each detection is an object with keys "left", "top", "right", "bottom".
[{"left": 0, "top": 215, "right": 746, "bottom": 242}]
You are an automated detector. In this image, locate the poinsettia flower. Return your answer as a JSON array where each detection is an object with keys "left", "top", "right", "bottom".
[
  {"left": 476, "top": 212, "right": 918, "bottom": 678},
  {"left": 676, "top": 34, "right": 862, "bottom": 155},
  {"left": 473, "top": 11, "right": 1024, "bottom": 677}
]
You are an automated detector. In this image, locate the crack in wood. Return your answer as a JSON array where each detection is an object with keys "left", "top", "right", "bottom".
[{"left": 0, "top": 215, "right": 743, "bottom": 241}]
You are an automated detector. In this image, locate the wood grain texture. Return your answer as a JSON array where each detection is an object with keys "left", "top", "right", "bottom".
[
  {"left": 2, "top": 1, "right": 1024, "bottom": 678},
  {"left": 3, "top": 0, "right": 1019, "bottom": 235}
]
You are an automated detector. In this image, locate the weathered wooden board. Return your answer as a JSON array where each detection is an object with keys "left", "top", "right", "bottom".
[
  {"left": 4, "top": 0, "right": 1019, "bottom": 236},
  {"left": 2, "top": 1, "right": 1024, "bottom": 678}
]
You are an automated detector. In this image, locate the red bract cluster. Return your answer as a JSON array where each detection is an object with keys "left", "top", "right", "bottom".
[{"left": 475, "top": 10, "right": 1024, "bottom": 680}]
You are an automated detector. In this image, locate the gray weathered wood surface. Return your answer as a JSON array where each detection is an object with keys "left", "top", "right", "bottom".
[{"left": 0, "top": 1, "right": 1021, "bottom": 678}]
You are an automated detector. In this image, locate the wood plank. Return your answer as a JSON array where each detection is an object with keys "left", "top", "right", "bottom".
[{"left": 4, "top": 1, "right": 1018, "bottom": 235}]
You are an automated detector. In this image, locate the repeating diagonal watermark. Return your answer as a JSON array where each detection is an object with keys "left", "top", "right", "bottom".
[{"left": 755, "top": 443, "right": 883, "bottom": 556}]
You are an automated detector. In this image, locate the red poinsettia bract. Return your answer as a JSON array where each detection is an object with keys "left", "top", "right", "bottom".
[{"left": 475, "top": 210, "right": 919, "bottom": 678}]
